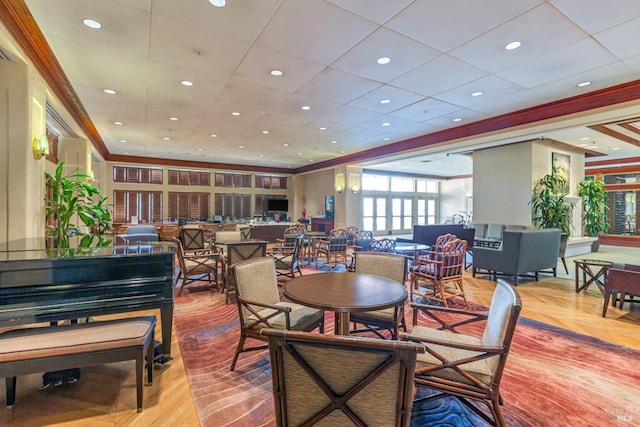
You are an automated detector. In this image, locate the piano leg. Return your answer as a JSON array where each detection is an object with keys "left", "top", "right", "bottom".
[{"left": 158, "top": 304, "right": 174, "bottom": 364}]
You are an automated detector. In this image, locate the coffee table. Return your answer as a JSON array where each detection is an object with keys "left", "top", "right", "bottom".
[
  {"left": 574, "top": 259, "right": 612, "bottom": 294},
  {"left": 283, "top": 272, "right": 408, "bottom": 335}
]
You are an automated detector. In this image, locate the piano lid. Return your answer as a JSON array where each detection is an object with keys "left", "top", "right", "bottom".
[{"left": 0, "top": 237, "right": 175, "bottom": 261}]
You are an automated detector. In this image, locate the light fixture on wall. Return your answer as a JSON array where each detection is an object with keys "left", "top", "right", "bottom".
[
  {"left": 335, "top": 173, "right": 345, "bottom": 194},
  {"left": 32, "top": 134, "right": 49, "bottom": 160},
  {"left": 349, "top": 173, "right": 360, "bottom": 194}
]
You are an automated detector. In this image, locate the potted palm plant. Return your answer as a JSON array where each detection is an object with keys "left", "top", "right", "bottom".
[
  {"left": 577, "top": 177, "right": 609, "bottom": 252},
  {"left": 45, "top": 162, "right": 112, "bottom": 249},
  {"left": 531, "top": 166, "right": 575, "bottom": 235}
]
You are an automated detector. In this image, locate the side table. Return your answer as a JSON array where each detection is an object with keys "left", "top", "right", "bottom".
[{"left": 574, "top": 259, "right": 612, "bottom": 294}]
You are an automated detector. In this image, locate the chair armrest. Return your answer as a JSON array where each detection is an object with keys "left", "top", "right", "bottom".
[
  {"left": 400, "top": 331, "right": 503, "bottom": 353},
  {"left": 238, "top": 297, "right": 293, "bottom": 312},
  {"left": 410, "top": 302, "right": 488, "bottom": 332}
]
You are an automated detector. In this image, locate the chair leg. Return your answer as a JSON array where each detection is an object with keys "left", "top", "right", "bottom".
[
  {"left": 230, "top": 334, "right": 247, "bottom": 371},
  {"left": 561, "top": 257, "right": 568, "bottom": 274}
]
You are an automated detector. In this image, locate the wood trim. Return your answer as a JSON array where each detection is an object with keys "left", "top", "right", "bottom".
[
  {"left": 586, "top": 156, "right": 640, "bottom": 168},
  {"left": 619, "top": 122, "right": 640, "bottom": 136},
  {"left": 0, "top": 0, "right": 109, "bottom": 159},
  {"left": 600, "top": 235, "right": 640, "bottom": 247},
  {"left": 589, "top": 124, "right": 640, "bottom": 147},
  {"left": 586, "top": 164, "right": 640, "bottom": 176}
]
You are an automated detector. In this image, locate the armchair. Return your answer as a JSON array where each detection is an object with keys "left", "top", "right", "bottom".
[
  {"left": 269, "top": 234, "right": 305, "bottom": 279},
  {"left": 230, "top": 257, "right": 324, "bottom": 371},
  {"left": 172, "top": 237, "right": 219, "bottom": 296},
  {"left": 262, "top": 328, "right": 423, "bottom": 427},
  {"left": 221, "top": 239, "right": 268, "bottom": 304},
  {"left": 603, "top": 264, "right": 640, "bottom": 317},
  {"left": 314, "top": 228, "right": 350, "bottom": 271},
  {"left": 401, "top": 279, "right": 522, "bottom": 427},
  {"left": 116, "top": 225, "right": 159, "bottom": 243}
]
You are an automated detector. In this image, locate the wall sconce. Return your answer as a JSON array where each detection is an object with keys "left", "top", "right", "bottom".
[
  {"left": 32, "top": 134, "right": 50, "bottom": 160},
  {"left": 349, "top": 173, "right": 360, "bottom": 194},
  {"left": 335, "top": 173, "right": 345, "bottom": 194}
]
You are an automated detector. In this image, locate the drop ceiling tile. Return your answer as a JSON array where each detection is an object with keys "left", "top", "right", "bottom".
[
  {"left": 550, "top": 0, "right": 640, "bottom": 34},
  {"left": 214, "top": 78, "right": 291, "bottom": 111},
  {"left": 331, "top": 27, "right": 440, "bottom": 82},
  {"left": 390, "top": 54, "right": 487, "bottom": 97},
  {"left": 234, "top": 46, "right": 325, "bottom": 91},
  {"left": 624, "top": 54, "right": 640, "bottom": 72},
  {"left": 391, "top": 98, "right": 462, "bottom": 122},
  {"left": 256, "top": 0, "right": 377, "bottom": 65},
  {"left": 358, "top": 114, "right": 419, "bottom": 133},
  {"left": 325, "top": 0, "right": 414, "bottom": 25},
  {"left": 387, "top": 0, "right": 543, "bottom": 52},
  {"left": 333, "top": 126, "right": 384, "bottom": 143},
  {"left": 497, "top": 37, "right": 618, "bottom": 88},
  {"left": 152, "top": 0, "right": 282, "bottom": 43},
  {"left": 450, "top": 3, "right": 587, "bottom": 73},
  {"left": 594, "top": 16, "right": 640, "bottom": 60},
  {"left": 319, "top": 105, "right": 381, "bottom": 126},
  {"left": 348, "top": 85, "right": 424, "bottom": 113},
  {"left": 296, "top": 68, "right": 381, "bottom": 103},
  {"left": 434, "top": 75, "right": 530, "bottom": 109}
]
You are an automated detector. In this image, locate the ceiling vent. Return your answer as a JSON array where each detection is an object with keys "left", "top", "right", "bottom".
[{"left": 46, "top": 102, "right": 79, "bottom": 138}]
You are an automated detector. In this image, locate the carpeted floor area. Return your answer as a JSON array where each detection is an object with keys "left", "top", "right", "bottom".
[{"left": 174, "top": 272, "right": 640, "bottom": 427}]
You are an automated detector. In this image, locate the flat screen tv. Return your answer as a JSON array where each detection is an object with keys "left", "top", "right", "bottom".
[{"left": 266, "top": 198, "right": 289, "bottom": 212}]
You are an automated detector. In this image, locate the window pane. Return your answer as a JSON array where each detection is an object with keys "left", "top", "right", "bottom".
[
  {"left": 392, "top": 217, "right": 401, "bottom": 229},
  {"left": 363, "top": 218, "right": 373, "bottom": 230},
  {"left": 416, "top": 180, "right": 426, "bottom": 193},
  {"left": 363, "top": 198, "right": 374, "bottom": 215},
  {"left": 426, "top": 180, "right": 437, "bottom": 193},
  {"left": 390, "top": 177, "right": 413, "bottom": 192}
]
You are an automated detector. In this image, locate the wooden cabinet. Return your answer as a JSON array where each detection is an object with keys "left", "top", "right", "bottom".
[{"left": 311, "top": 218, "right": 334, "bottom": 233}]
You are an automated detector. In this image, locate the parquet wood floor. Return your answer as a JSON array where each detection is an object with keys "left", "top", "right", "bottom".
[{"left": 1, "top": 271, "right": 638, "bottom": 426}]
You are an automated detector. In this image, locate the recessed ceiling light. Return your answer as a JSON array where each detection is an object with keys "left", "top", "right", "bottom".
[
  {"left": 579, "top": 143, "right": 589, "bottom": 147},
  {"left": 297, "top": 152, "right": 303, "bottom": 155},
  {"left": 231, "top": 112, "right": 240, "bottom": 116},
  {"left": 120, "top": 139, "right": 127, "bottom": 143},
  {"left": 319, "top": 127, "right": 327, "bottom": 131},
  {"left": 238, "top": 145, "right": 244, "bottom": 149},
  {"left": 163, "top": 137, "right": 170, "bottom": 141},
  {"left": 82, "top": 18, "right": 102, "bottom": 29},
  {"left": 114, "top": 121, "right": 123, "bottom": 125},
  {"left": 453, "top": 118, "right": 462, "bottom": 122},
  {"left": 340, "top": 150, "right": 345, "bottom": 154},
  {"left": 612, "top": 147, "right": 621, "bottom": 150},
  {"left": 262, "top": 130, "right": 269, "bottom": 134},
  {"left": 471, "top": 91, "right": 483, "bottom": 97},
  {"left": 331, "top": 140, "right": 337, "bottom": 144},
  {"left": 301, "top": 106, "right": 311, "bottom": 110},
  {"left": 309, "top": 159, "right": 314, "bottom": 162},
  {"left": 259, "top": 154, "right": 264, "bottom": 157},
  {"left": 505, "top": 41, "right": 522, "bottom": 50},
  {"left": 169, "top": 117, "right": 178, "bottom": 121},
  {"left": 181, "top": 80, "right": 193, "bottom": 87},
  {"left": 377, "top": 57, "right": 391, "bottom": 65},
  {"left": 591, "top": 145, "right": 598, "bottom": 149},
  {"left": 382, "top": 122, "right": 391, "bottom": 127},
  {"left": 208, "top": 0, "right": 226, "bottom": 7},
  {"left": 210, "top": 134, "right": 218, "bottom": 138},
  {"left": 577, "top": 81, "right": 592, "bottom": 87},
  {"left": 197, "top": 148, "right": 204, "bottom": 151},
  {"left": 270, "top": 70, "right": 283, "bottom": 76},
  {"left": 579, "top": 137, "right": 590, "bottom": 141},
  {"left": 103, "top": 89, "right": 116, "bottom": 95},
  {"left": 123, "top": 152, "right": 129, "bottom": 155},
  {"left": 384, "top": 138, "right": 390, "bottom": 141},
  {"left": 380, "top": 99, "right": 391, "bottom": 104}
]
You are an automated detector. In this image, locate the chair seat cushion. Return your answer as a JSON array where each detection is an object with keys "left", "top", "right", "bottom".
[
  {"left": 408, "top": 325, "right": 494, "bottom": 385},
  {"left": 248, "top": 302, "right": 322, "bottom": 330},
  {"left": 351, "top": 307, "right": 395, "bottom": 322},
  {"left": 184, "top": 258, "right": 217, "bottom": 272}
]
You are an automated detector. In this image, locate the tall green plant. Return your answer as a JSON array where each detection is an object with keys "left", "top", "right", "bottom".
[
  {"left": 531, "top": 166, "right": 575, "bottom": 235},
  {"left": 577, "top": 178, "right": 609, "bottom": 236},
  {"left": 45, "top": 162, "right": 112, "bottom": 248}
]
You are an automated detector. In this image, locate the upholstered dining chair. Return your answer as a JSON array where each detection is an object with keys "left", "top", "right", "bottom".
[
  {"left": 230, "top": 257, "right": 325, "bottom": 371},
  {"left": 400, "top": 279, "right": 522, "bottom": 427},
  {"left": 262, "top": 328, "right": 423, "bottom": 427},
  {"left": 269, "top": 234, "right": 305, "bottom": 279},
  {"left": 349, "top": 252, "right": 408, "bottom": 339},
  {"left": 221, "top": 239, "right": 268, "bottom": 304},
  {"left": 411, "top": 238, "right": 468, "bottom": 307},
  {"left": 179, "top": 227, "right": 210, "bottom": 254},
  {"left": 171, "top": 237, "right": 220, "bottom": 296}
]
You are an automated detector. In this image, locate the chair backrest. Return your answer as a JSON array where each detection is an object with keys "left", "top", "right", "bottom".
[
  {"left": 262, "top": 328, "right": 423, "bottom": 427},
  {"left": 345, "top": 225, "right": 359, "bottom": 245},
  {"left": 481, "top": 279, "right": 522, "bottom": 378},
  {"left": 486, "top": 224, "right": 505, "bottom": 240},
  {"left": 171, "top": 237, "right": 188, "bottom": 270},
  {"left": 354, "top": 230, "right": 374, "bottom": 252},
  {"left": 180, "top": 227, "right": 206, "bottom": 250},
  {"left": 328, "top": 235, "right": 348, "bottom": 253},
  {"left": 369, "top": 238, "right": 396, "bottom": 253},
  {"left": 232, "top": 257, "right": 280, "bottom": 320},
  {"left": 283, "top": 226, "right": 305, "bottom": 237},
  {"left": 239, "top": 225, "right": 253, "bottom": 239},
  {"left": 158, "top": 225, "right": 181, "bottom": 241},
  {"left": 214, "top": 231, "right": 243, "bottom": 244},
  {"left": 355, "top": 252, "right": 407, "bottom": 284},
  {"left": 433, "top": 233, "right": 457, "bottom": 252},
  {"left": 440, "top": 239, "right": 467, "bottom": 279},
  {"left": 225, "top": 240, "right": 268, "bottom": 267}
]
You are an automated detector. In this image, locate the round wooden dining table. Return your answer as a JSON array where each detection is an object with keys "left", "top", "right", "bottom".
[{"left": 283, "top": 272, "right": 408, "bottom": 335}]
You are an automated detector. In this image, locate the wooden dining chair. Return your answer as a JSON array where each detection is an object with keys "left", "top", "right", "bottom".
[
  {"left": 262, "top": 328, "right": 423, "bottom": 426},
  {"left": 315, "top": 228, "right": 350, "bottom": 271},
  {"left": 221, "top": 240, "right": 268, "bottom": 304},
  {"left": 172, "top": 237, "right": 220, "bottom": 296},
  {"left": 230, "top": 258, "right": 324, "bottom": 371},
  {"left": 401, "top": 279, "right": 522, "bottom": 427},
  {"left": 369, "top": 237, "right": 396, "bottom": 253}
]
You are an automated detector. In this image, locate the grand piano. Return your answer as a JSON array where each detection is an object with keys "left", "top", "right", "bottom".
[{"left": 0, "top": 238, "right": 175, "bottom": 363}]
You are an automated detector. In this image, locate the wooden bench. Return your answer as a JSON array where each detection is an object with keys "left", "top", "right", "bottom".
[{"left": 0, "top": 316, "right": 156, "bottom": 412}]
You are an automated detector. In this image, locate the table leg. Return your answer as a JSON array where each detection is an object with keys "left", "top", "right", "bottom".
[{"left": 335, "top": 312, "right": 351, "bottom": 335}]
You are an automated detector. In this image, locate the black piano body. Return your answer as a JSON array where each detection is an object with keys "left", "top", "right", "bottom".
[{"left": 0, "top": 239, "right": 175, "bottom": 362}]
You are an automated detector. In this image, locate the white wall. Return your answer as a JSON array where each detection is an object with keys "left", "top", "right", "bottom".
[{"left": 440, "top": 178, "right": 472, "bottom": 224}]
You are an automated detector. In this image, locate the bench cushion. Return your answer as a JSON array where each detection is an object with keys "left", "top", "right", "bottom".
[{"left": 0, "top": 316, "right": 156, "bottom": 363}]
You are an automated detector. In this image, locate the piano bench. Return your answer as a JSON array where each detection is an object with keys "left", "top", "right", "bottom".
[{"left": 0, "top": 316, "right": 156, "bottom": 412}]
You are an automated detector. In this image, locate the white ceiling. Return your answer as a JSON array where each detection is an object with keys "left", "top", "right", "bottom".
[{"left": 10, "top": 0, "right": 640, "bottom": 175}]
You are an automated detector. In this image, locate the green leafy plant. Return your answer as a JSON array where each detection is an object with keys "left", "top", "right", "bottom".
[
  {"left": 531, "top": 166, "right": 575, "bottom": 235},
  {"left": 45, "top": 162, "right": 112, "bottom": 248},
  {"left": 577, "top": 178, "right": 609, "bottom": 237}
]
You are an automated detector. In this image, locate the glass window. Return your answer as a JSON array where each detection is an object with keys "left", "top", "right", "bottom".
[
  {"left": 363, "top": 174, "right": 389, "bottom": 191},
  {"left": 390, "top": 177, "right": 414, "bottom": 192},
  {"left": 376, "top": 198, "right": 386, "bottom": 231}
]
